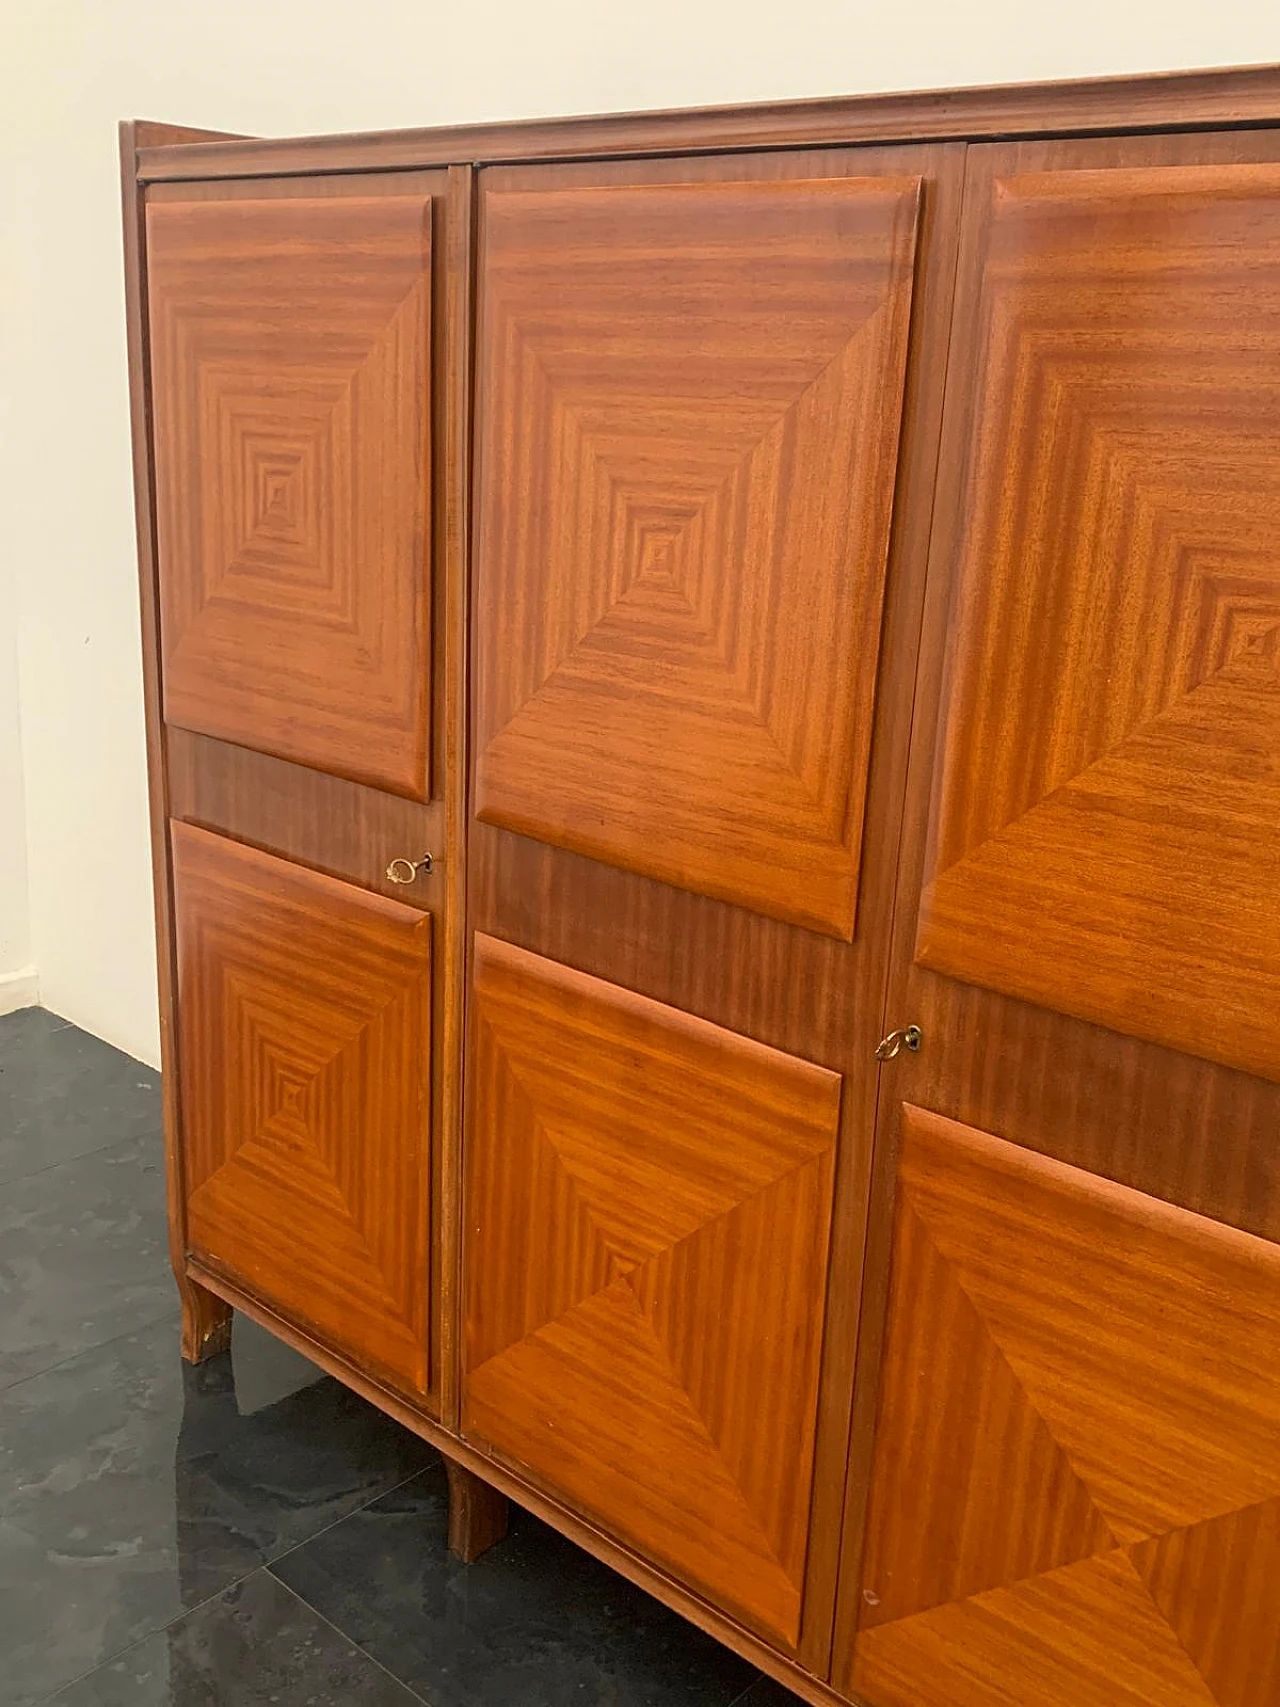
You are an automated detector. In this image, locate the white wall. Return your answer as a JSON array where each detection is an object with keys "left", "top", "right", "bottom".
[
  {"left": 0, "top": 553, "right": 35, "bottom": 1011},
  {"left": 2, "top": 0, "right": 1276, "bottom": 1067}
]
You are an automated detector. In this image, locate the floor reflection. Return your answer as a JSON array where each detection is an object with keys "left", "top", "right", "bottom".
[{"left": 2, "top": 1007, "right": 786, "bottom": 1706}]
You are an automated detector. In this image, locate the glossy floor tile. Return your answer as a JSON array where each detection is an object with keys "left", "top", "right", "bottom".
[
  {"left": 0, "top": 1313, "right": 430, "bottom": 1706},
  {"left": 0, "top": 1006, "right": 803, "bottom": 1707},
  {"left": 0, "top": 1132, "right": 172, "bottom": 1388},
  {"left": 0, "top": 1009, "right": 161, "bottom": 1184},
  {"left": 732, "top": 1682, "right": 815, "bottom": 1707},
  {"left": 44, "top": 1571, "right": 423, "bottom": 1706},
  {"left": 272, "top": 1465, "right": 762, "bottom": 1707}
]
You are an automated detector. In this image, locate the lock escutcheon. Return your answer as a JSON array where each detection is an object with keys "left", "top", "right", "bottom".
[
  {"left": 386, "top": 853, "right": 434, "bottom": 884},
  {"left": 875, "top": 1023, "right": 922, "bottom": 1061}
]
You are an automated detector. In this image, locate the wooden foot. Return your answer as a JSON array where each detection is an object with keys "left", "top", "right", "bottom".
[
  {"left": 179, "top": 1277, "right": 233, "bottom": 1363},
  {"left": 445, "top": 1458, "right": 509, "bottom": 1563}
]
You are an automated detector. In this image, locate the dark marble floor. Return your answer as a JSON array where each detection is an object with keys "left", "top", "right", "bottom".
[{"left": 0, "top": 1006, "right": 800, "bottom": 1706}]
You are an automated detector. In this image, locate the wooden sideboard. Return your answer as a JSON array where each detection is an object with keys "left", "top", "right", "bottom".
[{"left": 121, "top": 65, "right": 1280, "bottom": 1707}]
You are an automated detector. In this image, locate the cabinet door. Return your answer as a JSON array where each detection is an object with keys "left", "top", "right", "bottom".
[
  {"left": 852, "top": 1110, "right": 1280, "bottom": 1707},
  {"left": 172, "top": 821, "right": 433, "bottom": 1395},
  {"left": 465, "top": 145, "right": 966, "bottom": 1662},
  {"left": 147, "top": 175, "right": 434, "bottom": 799},
  {"left": 466, "top": 936, "right": 840, "bottom": 1644},
  {"left": 834, "top": 131, "right": 1280, "bottom": 1707}
]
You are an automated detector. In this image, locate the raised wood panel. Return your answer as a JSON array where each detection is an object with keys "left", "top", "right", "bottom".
[
  {"left": 473, "top": 170, "right": 921, "bottom": 937},
  {"left": 845, "top": 1106, "right": 1280, "bottom": 1707},
  {"left": 916, "top": 160, "right": 1280, "bottom": 1080},
  {"left": 171, "top": 821, "right": 433, "bottom": 1394},
  {"left": 462, "top": 934, "right": 841, "bottom": 1647},
  {"left": 148, "top": 179, "right": 434, "bottom": 797}
]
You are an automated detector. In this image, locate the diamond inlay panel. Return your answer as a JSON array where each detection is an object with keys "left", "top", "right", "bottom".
[
  {"left": 845, "top": 1105, "right": 1280, "bottom": 1707},
  {"left": 172, "top": 821, "right": 432, "bottom": 1395},
  {"left": 917, "top": 162, "right": 1280, "bottom": 1078},
  {"left": 474, "top": 170, "right": 922, "bottom": 937},
  {"left": 462, "top": 934, "right": 842, "bottom": 1645},
  {"left": 148, "top": 185, "right": 435, "bottom": 797}
]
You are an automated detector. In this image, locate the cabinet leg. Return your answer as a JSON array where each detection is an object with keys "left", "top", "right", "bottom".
[
  {"left": 445, "top": 1458, "right": 509, "bottom": 1563},
  {"left": 179, "top": 1276, "right": 233, "bottom": 1363}
]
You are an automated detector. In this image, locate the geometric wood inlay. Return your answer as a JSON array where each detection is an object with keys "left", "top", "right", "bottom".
[
  {"left": 171, "top": 821, "right": 432, "bottom": 1394},
  {"left": 148, "top": 187, "right": 433, "bottom": 798},
  {"left": 847, "top": 1105, "right": 1280, "bottom": 1707},
  {"left": 474, "top": 171, "right": 922, "bottom": 937},
  {"left": 462, "top": 934, "right": 842, "bottom": 1645},
  {"left": 917, "top": 163, "right": 1280, "bottom": 1080}
]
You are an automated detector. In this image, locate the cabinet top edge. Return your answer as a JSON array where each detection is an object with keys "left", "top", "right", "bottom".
[{"left": 129, "top": 61, "right": 1280, "bottom": 184}]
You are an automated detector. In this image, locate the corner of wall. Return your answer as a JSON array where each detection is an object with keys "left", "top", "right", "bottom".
[
  {"left": 0, "top": 966, "right": 40, "bottom": 1017},
  {"left": 0, "top": 554, "right": 35, "bottom": 1008}
]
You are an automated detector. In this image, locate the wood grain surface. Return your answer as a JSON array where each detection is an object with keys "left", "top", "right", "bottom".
[
  {"left": 463, "top": 934, "right": 841, "bottom": 1647},
  {"left": 866, "top": 129, "right": 1280, "bottom": 1229},
  {"left": 172, "top": 822, "right": 433, "bottom": 1395},
  {"left": 916, "top": 156, "right": 1280, "bottom": 1081},
  {"left": 845, "top": 1106, "right": 1280, "bottom": 1707},
  {"left": 120, "top": 120, "right": 236, "bottom": 1362},
  {"left": 467, "top": 140, "right": 967, "bottom": 1673},
  {"left": 473, "top": 165, "right": 920, "bottom": 937},
  {"left": 445, "top": 1458, "right": 510, "bottom": 1563},
  {"left": 437, "top": 163, "right": 477, "bottom": 1429},
  {"left": 133, "top": 63, "right": 1280, "bottom": 184},
  {"left": 167, "top": 727, "right": 441, "bottom": 903},
  {"left": 831, "top": 127, "right": 1280, "bottom": 1697},
  {"left": 147, "top": 175, "right": 436, "bottom": 797},
  {"left": 152, "top": 167, "right": 462, "bottom": 1408}
]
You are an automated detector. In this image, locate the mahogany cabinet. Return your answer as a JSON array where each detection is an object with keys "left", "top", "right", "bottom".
[{"left": 122, "top": 67, "right": 1280, "bottom": 1707}]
